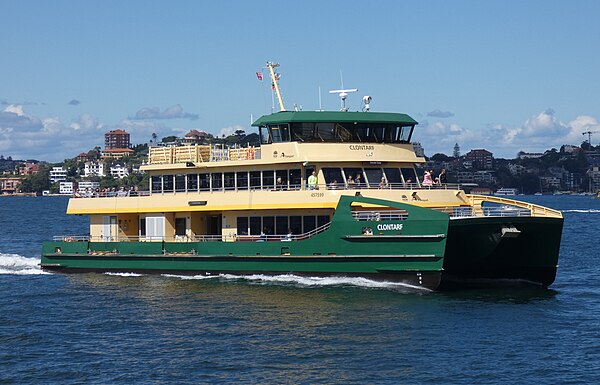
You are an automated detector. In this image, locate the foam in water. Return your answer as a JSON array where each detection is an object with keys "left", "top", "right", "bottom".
[
  {"left": 162, "top": 273, "right": 430, "bottom": 292},
  {"left": 0, "top": 253, "right": 49, "bottom": 275},
  {"left": 104, "top": 272, "right": 144, "bottom": 277},
  {"left": 562, "top": 209, "right": 600, "bottom": 213}
]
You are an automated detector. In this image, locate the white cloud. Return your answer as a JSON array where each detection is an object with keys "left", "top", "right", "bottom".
[
  {"left": 131, "top": 104, "right": 199, "bottom": 120},
  {"left": 217, "top": 125, "right": 245, "bottom": 138}
]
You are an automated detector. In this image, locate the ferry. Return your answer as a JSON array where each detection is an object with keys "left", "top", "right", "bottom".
[
  {"left": 40, "top": 63, "right": 564, "bottom": 290},
  {"left": 494, "top": 188, "right": 518, "bottom": 196}
]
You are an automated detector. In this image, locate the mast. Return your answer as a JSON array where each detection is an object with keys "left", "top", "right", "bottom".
[{"left": 267, "top": 62, "right": 286, "bottom": 112}]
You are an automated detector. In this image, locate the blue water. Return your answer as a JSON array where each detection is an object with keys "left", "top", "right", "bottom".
[{"left": 1, "top": 196, "right": 599, "bottom": 384}]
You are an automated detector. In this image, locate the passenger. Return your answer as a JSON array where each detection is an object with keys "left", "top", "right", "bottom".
[
  {"left": 378, "top": 177, "right": 388, "bottom": 189},
  {"left": 422, "top": 170, "right": 433, "bottom": 187},
  {"left": 329, "top": 179, "right": 339, "bottom": 190},
  {"left": 283, "top": 228, "right": 293, "bottom": 241},
  {"left": 438, "top": 168, "right": 447, "bottom": 185},
  {"left": 346, "top": 175, "right": 355, "bottom": 188},
  {"left": 308, "top": 171, "right": 318, "bottom": 190},
  {"left": 117, "top": 187, "right": 128, "bottom": 197},
  {"left": 355, "top": 174, "right": 363, "bottom": 188},
  {"left": 276, "top": 177, "right": 284, "bottom": 190}
]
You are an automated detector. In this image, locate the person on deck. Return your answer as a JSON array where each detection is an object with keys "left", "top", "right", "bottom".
[
  {"left": 422, "top": 170, "right": 433, "bottom": 187},
  {"left": 308, "top": 171, "right": 318, "bottom": 190}
]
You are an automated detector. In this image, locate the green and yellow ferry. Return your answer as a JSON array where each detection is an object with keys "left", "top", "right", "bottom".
[{"left": 41, "top": 64, "right": 563, "bottom": 290}]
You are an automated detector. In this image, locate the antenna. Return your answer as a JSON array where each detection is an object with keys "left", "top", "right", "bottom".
[
  {"left": 266, "top": 62, "right": 286, "bottom": 112},
  {"left": 329, "top": 89, "right": 358, "bottom": 111}
]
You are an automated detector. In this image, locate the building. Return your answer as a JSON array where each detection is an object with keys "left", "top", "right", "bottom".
[
  {"left": 0, "top": 177, "right": 23, "bottom": 194},
  {"left": 465, "top": 149, "right": 493, "bottom": 169},
  {"left": 101, "top": 148, "right": 134, "bottom": 160},
  {"left": 19, "top": 162, "right": 41, "bottom": 176},
  {"left": 105, "top": 129, "right": 131, "bottom": 150},
  {"left": 473, "top": 170, "right": 496, "bottom": 184},
  {"left": 110, "top": 163, "right": 129, "bottom": 179},
  {"left": 517, "top": 151, "right": 544, "bottom": 159},
  {"left": 59, "top": 181, "right": 74, "bottom": 195},
  {"left": 84, "top": 161, "right": 105, "bottom": 177},
  {"left": 412, "top": 142, "right": 425, "bottom": 158},
  {"left": 49, "top": 166, "right": 67, "bottom": 183},
  {"left": 75, "top": 153, "right": 90, "bottom": 162},
  {"left": 77, "top": 181, "right": 100, "bottom": 194},
  {"left": 181, "top": 129, "right": 209, "bottom": 145}
]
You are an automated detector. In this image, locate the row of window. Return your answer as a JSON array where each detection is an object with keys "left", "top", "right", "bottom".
[
  {"left": 237, "top": 215, "right": 330, "bottom": 236},
  {"left": 259, "top": 122, "right": 414, "bottom": 144},
  {"left": 150, "top": 167, "right": 419, "bottom": 193}
]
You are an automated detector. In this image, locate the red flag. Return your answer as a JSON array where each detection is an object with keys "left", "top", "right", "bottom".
[{"left": 256, "top": 72, "right": 263, "bottom": 81}]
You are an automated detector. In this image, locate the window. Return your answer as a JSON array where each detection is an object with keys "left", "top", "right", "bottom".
[
  {"left": 262, "top": 170, "right": 275, "bottom": 190},
  {"left": 289, "top": 169, "right": 302, "bottom": 189},
  {"left": 163, "top": 175, "right": 174, "bottom": 193},
  {"left": 139, "top": 217, "right": 146, "bottom": 236},
  {"left": 263, "top": 216, "right": 275, "bottom": 234},
  {"left": 289, "top": 216, "right": 301, "bottom": 234},
  {"left": 303, "top": 216, "right": 316, "bottom": 233},
  {"left": 211, "top": 173, "right": 222, "bottom": 191},
  {"left": 237, "top": 172, "right": 248, "bottom": 190},
  {"left": 237, "top": 217, "right": 249, "bottom": 235},
  {"left": 145, "top": 215, "right": 165, "bottom": 241},
  {"left": 384, "top": 168, "right": 402, "bottom": 187},
  {"left": 275, "top": 216, "right": 288, "bottom": 235},
  {"left": 275, "top": 170, "right": 288, "bottom": 190},
  {"left": 317, "top": 215, "right": 330, "bottom": 228},
  {"left": 315, "top": 123, "right": 335, "bottom": 141},
  {"left": 175, "top": 175, "right": 186, "bottom": 192},
  {"left": 364, "top": 168, "right": 383, "bottom": 188},
  {"left": 249, "top": 216, "right": 261, "bottom": 235},
  {"left": 250, "top": 171, "right": 261, "bottom": 189},
  {"left": 323, "top": 167, "right": 343, "bottom": 189},
  {"left": 224, "top": 172, "right": 235, "bottom": 191},
  {"left": 175, "top": 218, "right": 186, "bottom": 236},
  {"left": 199, "top": 174, "right": 210, "bottom": 191},
  {"left": 151, "top": 176, "right": 162, "bottom": 193},
  {"left": 401, "top": 168, "right": 419, "bottom": 185},
  {"left": 187, "top": 174, "right": 198, "bottom": 192}
]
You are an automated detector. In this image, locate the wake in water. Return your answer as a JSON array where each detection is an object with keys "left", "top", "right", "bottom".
[
  {"left": 0, "top": 253, "right": 49, "bottom": 275},
  {"left": 562, "top": 209, "right": 600, "bottom": 213},
  {"left": 162, "top": 273, "right": 430, "bottom": 292}
]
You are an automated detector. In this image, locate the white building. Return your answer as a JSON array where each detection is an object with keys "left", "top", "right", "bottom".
[
  {"left": 77, "top": 181, "right": 100, "bottom": 195},
  {"left": 412, "top": 142, "right": 425, "bottom": 158},
  {"left": 110, "top": 164, "right": 129, "bottom": 179},
  {"left": 49, "top": 166, "right": 67, "bottom": 183},
  {"left": 59, "top": 181, "right": 74, "bottom": 195},
  {"left": 84, "top": 161, "right": 105, "bottom": 177}
]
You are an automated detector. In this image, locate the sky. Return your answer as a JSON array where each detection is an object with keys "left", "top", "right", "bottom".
[{"left": 1, "top": 0, "right": 600, "bottom": 162}]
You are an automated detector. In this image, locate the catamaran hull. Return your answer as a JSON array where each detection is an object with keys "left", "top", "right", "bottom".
[
  {"left": 441, "top": 216, "right": 563, "bottom": 287},
  {"left": 40, "top": 253, "right": 443, "bottom": 289}
]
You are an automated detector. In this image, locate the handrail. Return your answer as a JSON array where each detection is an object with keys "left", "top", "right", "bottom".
[{"left": 464, "top": 194, "right": 563, "bottom": 218}]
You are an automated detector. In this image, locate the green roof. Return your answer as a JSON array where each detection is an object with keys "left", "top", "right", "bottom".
[{"left": 251, "top": 111, "right": 418, "bottom": 126}]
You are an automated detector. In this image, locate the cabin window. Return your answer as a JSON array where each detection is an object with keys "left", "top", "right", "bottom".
[
  {"left": 289, "top": 216, "right": 302, "bottom": 234},
  {"left": 175, "top": 175, "right": 186, "bottom": 192},
  {"left": 268, "top": 124, "right": 290, "bottom": 142},
  {"left": 211, "top": 173, "right": 223, "bottom": 191},
  {"left": 263, "top": 216, "right": 275, "bottom": 234},
  {"left": 317, "top": 215, "right": 330, "bottom": 228},
  {"left": 250, "top": 171, "right": 261, "bottom": 189},
  {"left": 199, "top": 174, "right": 210, "bottom": 191},
  {"left": 187, "top": 174, "right": 198, "bottom": 192},
  {"left": 315, "top": 123, "right": 335, "bottom": 141},
  {"left": 401, "top": 168, "right": 419, "bottom": 185},
  {"left": 399, "top": 125, "right": 413, "bottom": 142},
  {"left": 276, "top": 216, "right": 288, "bottom": 235},
  {"left": 303, "top": 216, "right": 316, "bottom": 233},
  {"left": 151, "top": 176, "right": 162, "bottom": 193},
  {"left": 236, "top": 171, "right": 248, "bottom": 190},
  {"left": 260, "top": 126, "right": 271, "bottom": 144},
  {"left": 323, "top": 168, "right": 344, "bottom": 189},
  {"left": 249, "top": 217, "right": 261, "bottom": 235},
  {"left": 163, "top": 175, "right": 174, "bottom": 193},
  {"left": 275, "top": 170, "right": 288, "bottom": 190},
  {"left": 364, "top": 168, "right": 383, "bottom": 187},
  {"left": 175, "top": 218, "right": 186, "bottom": 236},
  {"left": 289, "top": 169, "right": 302, "bottom": 189},
  {"left": 237, "top": 217, "right": 249, "bottom": 235},
  {"left": 262, "top": 170, "right": 275, "bottom": 190},
  {"left": 343, "top": 168, "right": 364, "bottom": 187},
  {"left": 145, "top": 215, "right": 165, "bottom": 241},
  {"left": 384, "top": 168, "right": 402, "bottom": 188},
  {"left": 224, "top": 172, "right": 235, "bottom": 191},
  {"left": 139, "top": 217, "right": 146, "bottom": 236}
]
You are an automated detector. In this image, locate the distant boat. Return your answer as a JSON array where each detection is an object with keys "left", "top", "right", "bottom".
[
  {"left": 534, "top": 192, "right": 543, "bottom": 196},
  {"left": 494, "top": 188, "right": 518, "bottom": 196}
]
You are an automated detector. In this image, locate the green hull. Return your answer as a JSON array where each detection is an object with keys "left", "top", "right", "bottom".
[
  {"left": 442, "top": 216, "right": 563, "bottom": 287},
  {"left": 41, "top": 196, "right": 449, "bottom": 290}
]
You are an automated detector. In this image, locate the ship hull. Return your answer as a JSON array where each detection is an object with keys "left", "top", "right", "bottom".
[{"left": 441, "top": 216, "right": 563, "bottom": 287}]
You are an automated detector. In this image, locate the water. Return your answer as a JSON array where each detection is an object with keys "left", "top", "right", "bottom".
[{"left": 1, "top": 195, "right": 599, "bottom": 384}]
